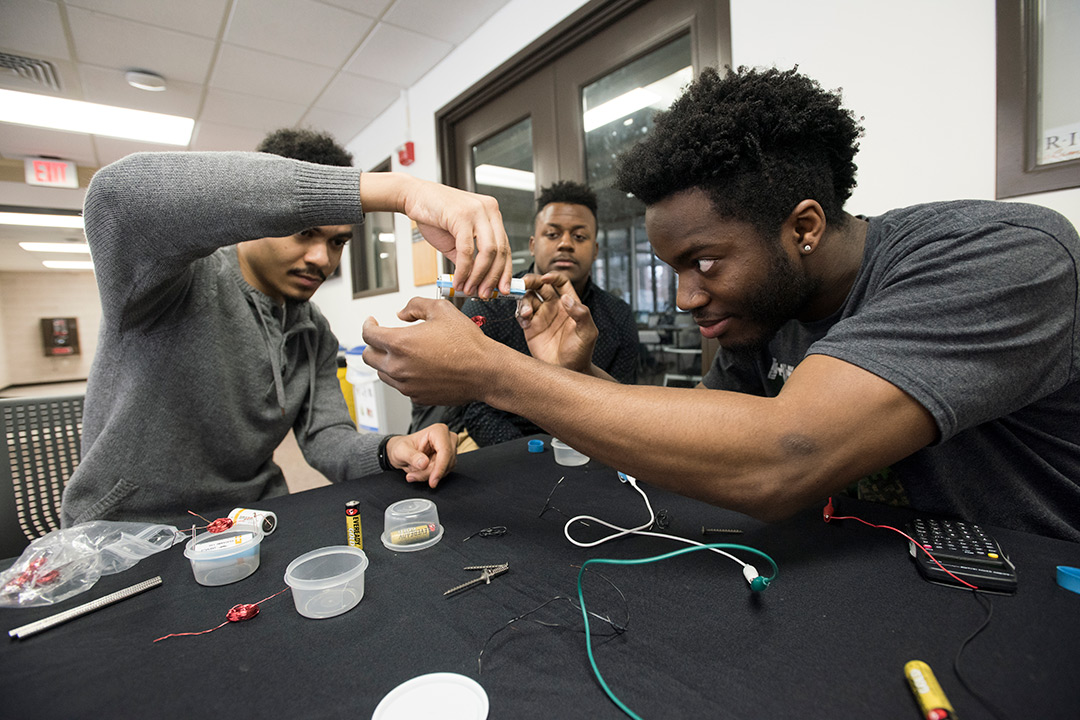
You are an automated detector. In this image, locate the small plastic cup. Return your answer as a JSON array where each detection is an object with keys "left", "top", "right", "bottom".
[
  {"left": 284, "top": 546, "right": 369, "bottom": 619},
  {"left": 184, "top": 526, "right": 263, "bottom": 586},
  {"left": 381, "top": 498, "right": 443, "bottom": 552},
  {"left": 551, "top": 438, "right": 590, "bottom": 466}
]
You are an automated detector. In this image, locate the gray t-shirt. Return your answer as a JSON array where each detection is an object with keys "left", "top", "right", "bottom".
[{"left": 704, "top": 200, "right": 1080, "bottom": 541}]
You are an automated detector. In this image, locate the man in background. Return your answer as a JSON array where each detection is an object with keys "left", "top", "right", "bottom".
[{"left": 457, "top": 181, "right": 638, "bottom": 448}]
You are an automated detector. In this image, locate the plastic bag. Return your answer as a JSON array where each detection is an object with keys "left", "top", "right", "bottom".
[{"left": 0, "top": 521, "right": 184, "bottom": 608}]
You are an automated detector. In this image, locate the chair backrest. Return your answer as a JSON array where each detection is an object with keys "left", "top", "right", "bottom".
[{"left": 0, "top": 394, "right": 84, "bottom": 560}]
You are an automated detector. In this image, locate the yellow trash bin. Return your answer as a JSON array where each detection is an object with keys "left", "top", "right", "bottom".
[{"left": 337, "top": 354, "right": 356, "bottom": 426}]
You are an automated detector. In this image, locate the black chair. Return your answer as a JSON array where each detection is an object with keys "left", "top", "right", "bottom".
[{"left": 0, "top": 395, "right": 83, "bottom": 561}]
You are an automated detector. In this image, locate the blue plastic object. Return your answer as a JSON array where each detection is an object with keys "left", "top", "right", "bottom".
[
  {"left": 1056, "top": 566, "right": 1080, "bottom": 595},
  {"left": 528, "top": 439, "right": 544, "bottom": 453}
]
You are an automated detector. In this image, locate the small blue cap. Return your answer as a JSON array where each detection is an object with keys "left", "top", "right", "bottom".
[{"left": 528, "top": 439, "right": 544, "bottom": 453}]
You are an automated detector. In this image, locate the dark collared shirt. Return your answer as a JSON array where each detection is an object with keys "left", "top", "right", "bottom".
[{"left": 460, "top": 268, "right": 638, "bottom": 447}]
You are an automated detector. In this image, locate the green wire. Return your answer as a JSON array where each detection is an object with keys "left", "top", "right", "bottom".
[{"left": 576, "top": 543, "right": 779, "bottom": 720}]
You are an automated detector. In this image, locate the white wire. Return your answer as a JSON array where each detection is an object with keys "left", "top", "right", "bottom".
[{"left": 562, "top": 476, "right": 749, "bottom": 569}]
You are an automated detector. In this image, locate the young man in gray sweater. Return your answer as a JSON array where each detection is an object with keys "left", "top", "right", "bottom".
[{"left": 61, "top": 129, "right": 512, "bottom": 527}]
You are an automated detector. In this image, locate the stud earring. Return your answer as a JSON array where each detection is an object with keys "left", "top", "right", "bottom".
[{"left": 802, "top": 244, "right": 812, "bottom": 253}]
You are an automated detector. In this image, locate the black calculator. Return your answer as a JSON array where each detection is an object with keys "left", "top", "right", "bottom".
[{"left": 907, "top": 517, "right": 1018, "bottom": 594}]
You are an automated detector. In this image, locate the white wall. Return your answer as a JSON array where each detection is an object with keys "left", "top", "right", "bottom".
[
  {"left": 729, "top": 0, "right": 1079, "bottom": 222},
  {"left": 0, "top": 270, "right": 100, "bottom": 385},
  {"left": 0, "top": 289, "right": 8, "bottom": 389},
  {"left": 312, "top": 0, "right": 1080, "bottom": 352}
]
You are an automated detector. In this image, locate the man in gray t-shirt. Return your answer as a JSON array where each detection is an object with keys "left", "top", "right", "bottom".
[
  {"left": 705, "top": 200, "right": 1080, "bottom": 540},
  {"left": 360, "top": 67, "right": 1080, "bottom": 542}
]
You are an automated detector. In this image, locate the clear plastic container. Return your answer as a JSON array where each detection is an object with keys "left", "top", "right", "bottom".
[
  {"left": 381, "top": 498, "right": 443, "bottom": 552},
  {"left": 183, "top": 526, "right": 263, "bottom": 586},
  {"left": 551, "top": 438, "right": 590, "bottom": 466},
  {"left": 284, "top": 546, "right": 369, "bottom": 619}
]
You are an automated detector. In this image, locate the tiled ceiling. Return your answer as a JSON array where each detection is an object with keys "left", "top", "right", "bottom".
[
  {"left": 0, "top": 0, "right": 512, "bottom": 164},
  {"left": 0, "top": 0, "right": 513, "bottom": 271}
]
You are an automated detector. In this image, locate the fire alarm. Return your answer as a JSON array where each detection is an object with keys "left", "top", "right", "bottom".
[{"left": 397, "top": 141, "right": 415, "bottom": 166}]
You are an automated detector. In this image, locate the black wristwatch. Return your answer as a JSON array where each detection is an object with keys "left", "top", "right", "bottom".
[{"left": 378, "top": 435, "right": 398, "bottom": 471}]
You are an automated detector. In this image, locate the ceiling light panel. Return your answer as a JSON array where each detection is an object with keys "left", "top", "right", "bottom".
[{"left": 0, "top": 89, "right": 194, "bottom": 145}]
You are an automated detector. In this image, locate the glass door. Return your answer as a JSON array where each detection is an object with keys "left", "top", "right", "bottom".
[
  {"left": 579, "top": 33, "right": 693, "bottom": 315},
  {"left": 451, "top": 67, "right": 558, "bottom": 277},
  {"left": 471, "top": 116, "right": 536, "bottom": 273},
  {"left": 441, "top": 0, "right": 730, "bottom": 382}
]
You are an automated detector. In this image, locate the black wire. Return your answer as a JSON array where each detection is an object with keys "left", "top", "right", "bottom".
[
  {"left": 539, "top": 475, "right": 567, "bottom": 518},
  {"left": 478, "top": 567, "right": 629, "bottom": 674},
  {"left": 953, "top": 590, "right": 1010, "bottom": 720},
  {"left": 653, "top": 509, "right": 671, "bottom": 530},
  {"left": 462, "top": 525, "right": 508, "bottom": 542}
]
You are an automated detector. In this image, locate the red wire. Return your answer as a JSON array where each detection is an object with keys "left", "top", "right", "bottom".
[
  {"left": 153, "top": 588, "right": 289, "bottom": 643},
  {"left": 824, "top": 500, "right": 979, "bottom": 590}
]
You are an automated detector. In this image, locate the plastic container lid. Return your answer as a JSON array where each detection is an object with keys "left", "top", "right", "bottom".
[
  {"left": 528, "top": 439, "right": 544, "bottom": 453},
  {"left": 372, "top": 673, "right": 488, "bottom": 719},
  {"left": 381, "top": 498, "right": 443, "bottom": 552}
]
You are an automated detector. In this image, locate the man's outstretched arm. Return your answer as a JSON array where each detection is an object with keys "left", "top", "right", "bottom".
[{"left": 361, "top": 297, "right": 937, "bottom": 522}]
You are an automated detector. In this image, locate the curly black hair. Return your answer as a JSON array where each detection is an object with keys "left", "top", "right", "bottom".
[
  {"left": 536, "top": 180, "right": 598, "bottom": 221},
  {"left": 615, "top": 66, "right": 863, "bottom": 239},
  {"left": 256, "top": 127, "right": 354, "bottom": 167}
]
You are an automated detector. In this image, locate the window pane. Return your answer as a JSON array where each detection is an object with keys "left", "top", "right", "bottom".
[
  {"left": 472, "top": 117, "right": 535, "bottom": 274},
  {"left": 1036, "top": 0, "right": 1080, "bottom": 166},
  {"left": 351, "top": 160, "right": 398, "bottom": 299},
  {"left": 351, "top": 208, "right": 398, "bottom": 298},
  {"left": 582, "top": 34, "right": 692, "bottom": 317}
]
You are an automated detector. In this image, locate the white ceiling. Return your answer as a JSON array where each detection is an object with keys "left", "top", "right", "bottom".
[{"left": 0, "top": 0, "right": 513, "bottom": 271}]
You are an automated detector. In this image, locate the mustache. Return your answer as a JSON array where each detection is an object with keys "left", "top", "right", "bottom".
[{"left": 290, "top": 266, "right": 326, "bottom": 281}]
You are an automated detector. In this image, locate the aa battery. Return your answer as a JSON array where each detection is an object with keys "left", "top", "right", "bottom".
[
  {"left": 228, "top": 507, "right": 277, "bottom": 534},
  {"left": 390, "top": 523, "right": 438, "bottom": 545},
  {"left": 345, "top": 500, "right": 363, "bottom": 549},
  {"left": 435, "top": 274, "right": 527, "bottom": 300}
]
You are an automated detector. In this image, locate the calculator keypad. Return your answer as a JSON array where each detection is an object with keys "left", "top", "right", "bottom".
[{"left": 909, "top": 518, "right": 1004, "bottom": 567}]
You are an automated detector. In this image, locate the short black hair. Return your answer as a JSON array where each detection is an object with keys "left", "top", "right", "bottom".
[
  {"left": 257, "top": 127, "right": 354, "bottom": 167},
  {"left": 536, "top": 180, "right": 598, "bottom": 221},
  {"left": 615, "top": 66, "right": 863, "bottom": 239}
]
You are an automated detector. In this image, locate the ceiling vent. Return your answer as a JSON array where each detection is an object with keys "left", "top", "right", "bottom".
[{"left": 0, "top": 52, "right": 61, "bottom": 92}]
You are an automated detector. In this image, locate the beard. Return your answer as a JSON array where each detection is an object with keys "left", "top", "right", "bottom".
[{"left": 723, "top": 248, "right": 821, "bottom": 357}]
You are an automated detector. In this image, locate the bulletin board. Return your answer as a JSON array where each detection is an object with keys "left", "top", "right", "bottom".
[{"left": 411, "top": 221, "right": 438, "bottom": 286}]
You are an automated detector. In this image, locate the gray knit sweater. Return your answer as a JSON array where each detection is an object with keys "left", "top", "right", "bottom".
[{"left": 61, "top": 152, "right": 384, "bottom": 527}]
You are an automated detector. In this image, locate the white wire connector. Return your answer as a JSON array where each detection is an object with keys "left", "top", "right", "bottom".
[{"left": 742, "top": 564, "right": 770, "bottom": 592}]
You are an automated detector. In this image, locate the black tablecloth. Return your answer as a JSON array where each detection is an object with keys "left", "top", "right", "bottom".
[{"left": 3, "top": 437, "right": 1079, "bottom": 719}]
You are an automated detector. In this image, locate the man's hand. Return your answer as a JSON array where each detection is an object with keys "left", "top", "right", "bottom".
[
  {"left": 517, "top": 272, "right": 598, "bottom": 373},
  {"left": 361, "top": 297, "right": 500, "bottom": 406},
  {"left": 359, "top": 173, "right": 513, "bottom": 299},
  {"left": 385, "top": 424, "right": 458, "bottom": 488},
  {"left": 399, "top": 181, "right": 512, "bottom": 299}
]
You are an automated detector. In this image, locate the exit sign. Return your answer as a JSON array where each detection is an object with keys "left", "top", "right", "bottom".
[{"left": 24, "top": 158, "right": 79, "bottom": 188}]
